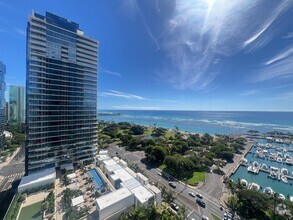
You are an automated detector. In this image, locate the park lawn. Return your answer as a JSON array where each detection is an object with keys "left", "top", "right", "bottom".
[
  {"left": 143, "top": 128, "right": 153, "bottom": 135},
  {"left": 211, "top": 213, "right": 221, "bottom": 220},
  {"left": 187, "top": 171, "right": 205, "bottom": 185},
  {"left": 18, "top": 202, "right": 42, "bottom": 220},
  {"left": 165, "top": 131, "right": 174, "bottom": 138}
]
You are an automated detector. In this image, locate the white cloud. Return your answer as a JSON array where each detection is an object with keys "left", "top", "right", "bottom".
[
  {"left": 253, "top": 45, "right": 293, "bottom": 82},
  {"left": 241, "top": 90, "right": 258, "bottom": 96},
  {"left": 265, "top": 46, "right": 293, "bottom": 65},
  {"left": 100, "top": 90, "right": 176, "bottom": 103},
  {"left": 122, "top": 0, "right": 160, "bottom": 50},
  {"left": 283, "top": 32, "right": 293, "bottom": 39},
  {"left": 101, "top": 90, "right": 144, "bottom": 100},
  {"left": 100, "top": 69, "right": 122, "bottom": 77},
  {"left": 160, "top": 0, "right": 292, "bottom": 90},
  {"left": 14, "top": 28, "right": 26, "bottom": 36}
]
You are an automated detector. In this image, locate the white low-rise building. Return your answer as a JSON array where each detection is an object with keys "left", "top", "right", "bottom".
[
  {"left": 96, "top": 187, "right": 134, "bottom": 220},
  {"left": 146, "top": 184, "right": 162, "bottom": 206},
  {"left": 136, "top": 172, "right": 149, "bottom": 185},
  {"left": 131, "top": 185, "right": 154, "bottom": 206},
  {"left": 18, "top": 168, "right": 55, "bottom": 192},
  {"left": 110, "top": 168, "right": 134, "bottom": 189},
  {"left": 72, "top": 195, "right": 84, "bottom": 207},
  {"left": 95, "top": 152, "right": 161, "bottom": 219},
  {"left": 96, "top": 155, "right": 111, "bottom": 167}
]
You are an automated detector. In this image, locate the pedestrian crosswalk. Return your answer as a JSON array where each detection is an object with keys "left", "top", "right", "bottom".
[{"left": 6, "top": 172, "right": 25, "bottom": 178}]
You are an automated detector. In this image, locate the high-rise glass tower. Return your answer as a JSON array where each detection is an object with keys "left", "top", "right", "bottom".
[
  {"left": 9, "top": 85, "right": 26, "bottom": 124},
  {"left": 0, "top": 62, "right": 6, "bottom": 150},
  {"left": 26, "top": 12, "right": 98, "bottom": 174}
]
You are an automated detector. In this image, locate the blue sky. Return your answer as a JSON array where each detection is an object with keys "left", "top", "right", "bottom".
[{"left": 0, "top": 0, "right": 292, "bottom": 111}]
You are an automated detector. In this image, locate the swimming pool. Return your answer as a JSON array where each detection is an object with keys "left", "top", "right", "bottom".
[{"left": 88, "top": 169, "right": 104, "bottom": 191}]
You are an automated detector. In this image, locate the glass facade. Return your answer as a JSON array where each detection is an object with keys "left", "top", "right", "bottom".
[
  {"left": 26, "top": 12, "right": 98, "bottom": 174},
  {"left": 9, "top": 85, "right": 26, "bottom": 124},
  {"left": 0, "top": 62, "right": 6, "bottom": 151}
]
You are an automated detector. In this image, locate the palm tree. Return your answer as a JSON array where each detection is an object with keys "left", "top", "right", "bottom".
[
  {"left": 226, "top": 196, "right": 239, "bottom": 219},
  {"left": 177, "top": 205, "right": 188, "bottom": 220},
  {"left": 273, "top": 192, "right": 279, "bottom": 220},
  {"left": 226, "top": 179, "right": 237, "bottom": 194},
  {"left": 163, "top": 189, "right": 174, "bottom": 203}
]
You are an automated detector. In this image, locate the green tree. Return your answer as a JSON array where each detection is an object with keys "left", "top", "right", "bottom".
[
  {"left": 130, "top": 125, "right": 145, "bottom": 135},
  {"left": 226, "top": 196, "right": 238, "bottom": 219}
]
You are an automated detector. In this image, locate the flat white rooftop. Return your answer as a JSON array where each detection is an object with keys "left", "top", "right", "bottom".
[
  {"left": 146, "top": 184, "right": 161, "bottom": 194},
  {"left": 131, "top": 185, "right": 154, "bottom": 204},
  {"left": 111, "top": 168, "right": 133, "bottom": 182},
  {"left": 124, "top": 167, "right": 136, "bottom": 177},
  {"left": 136, "top": 173, "right": 148, "bottom": 181},
  {"left": 67, "top": 173, "right": 76, "bottom": 179},
  {"left": 97, "top": 155, "right": 110, "bottom": 161},
  {"left": 96, "top": 187, "right": 133, "bottom": 210},
  {"left": 106, "top": 164, "right": 122, "bottom": 173},
  {"left": 19, "top": 168, "right": 55, "bottom": 187},
  {"left": 72, "top": 195, "right": 84, "bottom": 206},
  {"left": 121, "top": 178, "right": 141, "bottom": 190},
  {"left": 99, "top": 150, "right": 108, "bottom": 155},
  {"left": 103, "top": 159, "right": 117, "bottom": 167}
]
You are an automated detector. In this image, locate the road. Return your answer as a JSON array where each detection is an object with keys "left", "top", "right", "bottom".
[
  {"left": 0, "top": 145, "right": 25, "bottom": 219},
  {"left": 107, "top": 144, "right": 226, "bottom": 220}
]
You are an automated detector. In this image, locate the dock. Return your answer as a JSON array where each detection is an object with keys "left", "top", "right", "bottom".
[{"left": 226, "top": 142, "right": 254, "bottom": 178}]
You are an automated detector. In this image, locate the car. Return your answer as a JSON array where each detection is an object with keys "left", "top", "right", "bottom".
[
  {"left": 169, "top": 181, "right": 176, "bottom": 188},
  {"left": 201, "top": 215, "right": 209, "bottom": 220},
  {"left": 188, "top": 191, "right": 196, "bottom": 197},
  {"left": 170, "top": 202, "right": 179, "bottom": 211},
  {"left": 196, "top": 193, "right": 203, "bottom": 199},
  {"left": 157, "top": 172, "right": 162, "bottom": 176},
  {"left": 196, "top": 199, "right": 206, "bottom": 207}
]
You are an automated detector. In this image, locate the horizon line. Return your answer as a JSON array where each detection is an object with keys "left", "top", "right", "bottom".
[{"left": 99, "top": 109, "right": 293, "bottom": 113}]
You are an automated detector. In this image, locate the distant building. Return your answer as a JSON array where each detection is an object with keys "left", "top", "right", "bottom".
[
  {"left": 4, "top": 101, "right": 9, "bottom": 123},
  {"left": 0, "top": 62, "right": 5, "bottom": 151},
  {"left": 9, "top": 85, "right": 25, "bottom": 124},
  {"left": 26, "top": 12, "right": 98, "bottom": 174}
]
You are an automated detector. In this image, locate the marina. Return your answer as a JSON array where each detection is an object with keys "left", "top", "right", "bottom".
[{"left": 231, "top": 138, "right": 293, "bottom": 200}]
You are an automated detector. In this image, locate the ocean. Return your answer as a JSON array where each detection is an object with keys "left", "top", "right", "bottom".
[{"left": 98, "top": 110, "right": 293, "bottom": 135}]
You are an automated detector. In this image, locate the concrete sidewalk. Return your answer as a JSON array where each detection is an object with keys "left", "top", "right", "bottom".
[{"left": 0, "top": 147, "right": 21, "bottom": 169}]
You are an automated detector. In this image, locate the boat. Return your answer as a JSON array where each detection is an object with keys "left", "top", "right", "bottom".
[
  {"left": 269, "top": 172, "right": 277, "bottom": 179},
  {"left": 263, "top": 187, "right": 274, "bottom": 195},
  {"left": 281, "top": 176, "right": 288, "bottom": 184},
  {"left": 278, "top": 194, "right": 285, "bottom": 200},
  {"left": 240, "top": 179, "right": 248, "bottom": 187},
  {"left": 270, "top": 166, "right": 279, "bottom": 172},
  {"left": 284, "top": 154, "right": 290, "bottom": 159},
  {"left": 285, "top": 158, "right": 292, "bottom": 165},
  {"left": 253, "top": 161, "right": 259, "bottom": 167},
  {"left": 281, "top": 168, "right": 288, "bottom": 175},
  {"left": 261, "top": 163, "right": 268, "bottom": 170},
  {"left": 276, "top": 157, "right": 283, "bottom": 163},
  {"left": 249, "top": 183, "right": 260, "bottom": 191}
]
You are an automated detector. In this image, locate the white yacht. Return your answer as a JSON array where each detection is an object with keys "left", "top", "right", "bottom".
[
  {"left": 263, "top": 187, "right": 274, "bottom": 195},
  {"left": 281, "top": 168, "right": 288, "bottom": 175},
  {"left": 276, "top": 157, "right": 283, "bottom": 163},
  {"left": 249, "top": 183, "right": 260, "bottom": 191},
  {"left": 281, "top": 176, "right": 288, "bottom": 184},
  {"left": 278, "top": 194, "right": 285, "bottom": 200},
  {"left": 269, "top": 172, "right": 277, "bottom": 179},
  {"left": 240, "top": 179, "right": 248, "bottom": 187}
]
